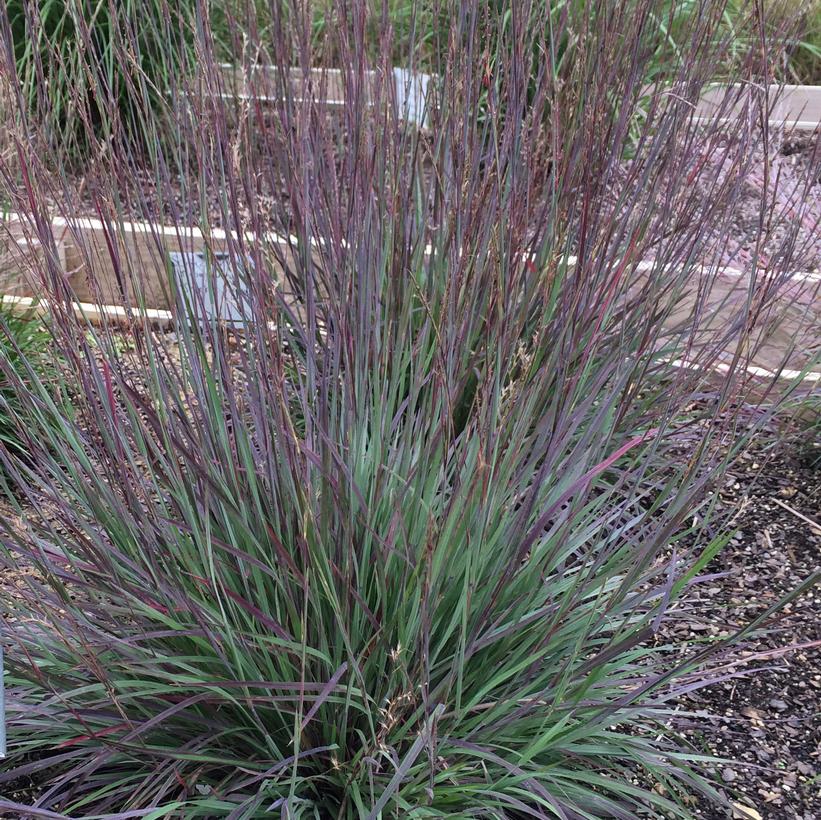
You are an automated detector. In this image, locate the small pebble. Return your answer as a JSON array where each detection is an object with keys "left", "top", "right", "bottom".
[{"left": 722, "top": 767, "right": 738, "bottom": 783}]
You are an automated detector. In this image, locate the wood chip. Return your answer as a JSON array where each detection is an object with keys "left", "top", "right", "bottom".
[
  {"left": 732, "top": 803, "right": 762, "bottom": 820},
  {"left": 772, "top": 497, "right": 821, "bottom": 535}
]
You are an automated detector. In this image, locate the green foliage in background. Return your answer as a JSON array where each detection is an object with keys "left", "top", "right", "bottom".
[
  {"left": 3, "top": 0, "right": 199, "bottom": 159},
  {"left": 305, "top": 0, "right": 821, "bottom": 80},
  {"left": 789, "top": 0, "right": 821, "bottom": 81},
  {"left": 0, "top": 303, "right": 56, "bottom": 467},
  {"left": 3, "top": 0, "right": 818, "bottom": 165}
]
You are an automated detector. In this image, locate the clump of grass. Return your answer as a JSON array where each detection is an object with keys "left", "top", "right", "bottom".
[
  {"left": 0, "top": 0, "right": 818, "bottom": 817},
  {"left": 0, "top": 302, "right": 56, "bottom": 466},
  {"left": 788, "top": 0, "right": 821, "bottom": 81},
  {"left": 2, "top": 0, "right": 200, "bottom": 161}
]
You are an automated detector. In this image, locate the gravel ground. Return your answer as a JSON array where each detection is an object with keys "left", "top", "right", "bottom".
[
  {"left": 681, "top": 433, "right": 821, "bottom": 820},
  {"left": 699, "top": 131, "right": 821, "bottom": 274},
  {"left": 615, "top": 128, "right": 821, "bottom": 276}
]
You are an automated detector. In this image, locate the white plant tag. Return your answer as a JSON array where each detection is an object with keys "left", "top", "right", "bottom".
[
  {"left": 393, "top": 68, "right": 432, "bottom": 128},
  {"left": 169, "top": 251, "right": 253, "bottom": 325}
]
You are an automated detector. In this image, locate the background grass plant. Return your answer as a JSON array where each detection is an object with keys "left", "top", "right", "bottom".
[
  {"left": 6, "top": 0, "right": 819, "bottom": 168},
  {"left": 0, "top": 300, "right": 58, "bottom": 469},
  {"left": 3, "top": 0, "right": 200, "bottom": 160}
]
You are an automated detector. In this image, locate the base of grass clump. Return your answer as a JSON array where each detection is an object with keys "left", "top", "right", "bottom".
[{"left": 0, "top": 302, "right": 60, "bottom": 476}]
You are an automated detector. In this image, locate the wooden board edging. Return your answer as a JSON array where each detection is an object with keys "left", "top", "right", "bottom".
[
  {"left": 1, "top": 213, "right": 818, "bottom": 381},
  {"left": 691, "top": 83, "right": 821, "bottom": 131},
  {"left": 0, "top": 293, "right": 174, "bottom": 328},
  {"left": 3, "top": 293, "right": 817, "bottom": 384},
  {"left": 213, "top": 66, "right": 821, "bottom": 131}
]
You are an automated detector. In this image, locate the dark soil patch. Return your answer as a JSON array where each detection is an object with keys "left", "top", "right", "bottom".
[{"left": 680, "top": 430, "right": 821, "bottom": 819}]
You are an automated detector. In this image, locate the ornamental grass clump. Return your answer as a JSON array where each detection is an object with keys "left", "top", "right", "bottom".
[{"left": 0, "top": 0, "right": 818, "bottom": 816}]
